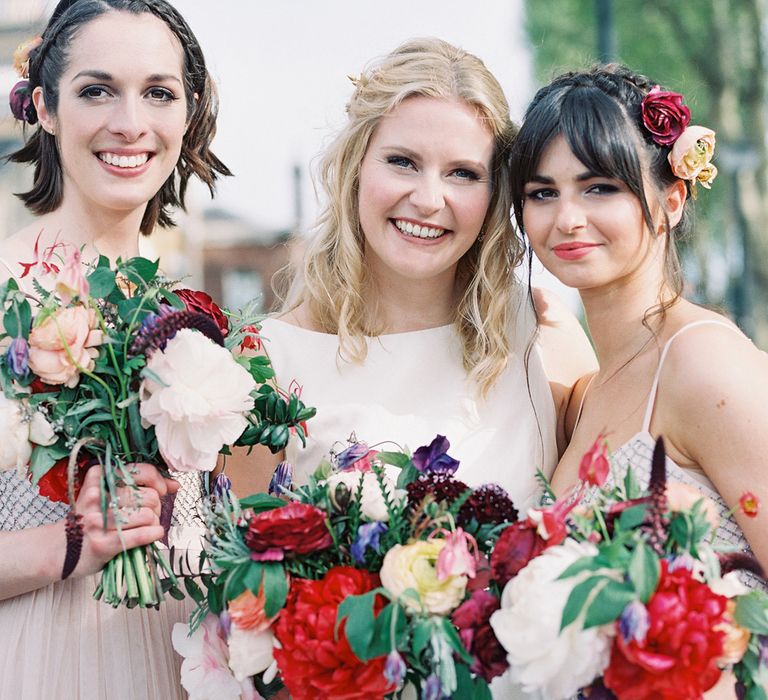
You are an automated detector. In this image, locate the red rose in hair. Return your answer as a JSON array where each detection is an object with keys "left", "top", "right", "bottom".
[
  {"left": 273, "top": 566, "right": 394, "bottom": 700},
  {"left": 603, "top": 560, "right": 727, "bottom": 699},
  {"left": 244, "top": 502, "right": 332, "bottom": 560},
  {"left": 452, "top": 589, "right": 509, "bottom": 682},
  {"left": 171, "top": 289, "right": 228, "bottom": 336},
  {"left": 641, "top": 86, "right": 691, "bottom": 146}
]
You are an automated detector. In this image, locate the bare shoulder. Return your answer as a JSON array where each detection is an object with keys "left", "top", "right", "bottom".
[{"left": 532, "top": 286, "right": 597, "bottom": 387}]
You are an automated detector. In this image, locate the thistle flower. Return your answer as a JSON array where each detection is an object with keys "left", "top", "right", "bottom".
[
  {"left": 645, "top": 437, "right": 669, "bottom": 555},
  {"left": 129, "top": 309, "right": 224, "bottom": 357}
]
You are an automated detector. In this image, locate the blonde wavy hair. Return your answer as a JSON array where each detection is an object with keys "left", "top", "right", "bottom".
[{"left": 286, "top": 37, "right": 523, "bottom": 395}]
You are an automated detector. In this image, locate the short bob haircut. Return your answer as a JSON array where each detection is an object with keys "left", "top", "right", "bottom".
[
  {"left": 510, "top": 64, "right": 692, "bottom": 309},
  {"left": 287, "top": 37, "right": 521, "bottom": 395},
  {"left": 8, "top": 0, "right": 230, "bottom": 234}
]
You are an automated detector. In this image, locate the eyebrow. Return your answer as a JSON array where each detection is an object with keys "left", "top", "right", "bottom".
[
  {"left": 71, "top": 70, "right": 183, "bottom": 85},
  {"left": 528, "top": 170, "right": 602, "bottom": 184}
]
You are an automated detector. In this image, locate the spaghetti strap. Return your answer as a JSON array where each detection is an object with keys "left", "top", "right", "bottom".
[
  {"left": 641, "top": 320, "right": 744, "bottom": 432},
  {"left": 572, "top": 373, "right": 597, "bottom": 432}
]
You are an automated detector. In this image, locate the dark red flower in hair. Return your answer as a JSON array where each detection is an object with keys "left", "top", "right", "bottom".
[{"left": 641, "top": 86, "right": 691, "bottom": 146}]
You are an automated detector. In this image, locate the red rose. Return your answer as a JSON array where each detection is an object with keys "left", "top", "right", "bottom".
[
  {"left": 603, "top": 561, "right": 727, "bottom": 699},
  {"left": 244, "top": 502, "right": 332, "bottom": 560},
  {"left": 273, "top": 566, "right": 394, "bottom": 700},
  {"left": 490, "top": 519, "right": 547, "bottom": 586},
  {"left": 452, "top": 590, "right": 508, "bottom": 682},
  {"left": 171, "top": 289, "right": 228, "bottom": 337},
  {"left": 641, "top": 86, "right": 691, "bottom": 146}
]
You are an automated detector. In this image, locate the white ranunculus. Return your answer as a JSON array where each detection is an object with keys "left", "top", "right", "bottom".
[
  {"left": 172, "top": 617, "right": 257, "bottom": 700},
  {"left": 490, "top": 538, "right": 614, "bottom": 700},
  {"left": 326, "top": 470, "right": 401, "bottom": 522},
  {"left": 29, "top": 411, "right": 57, "bottom": 446},
  {"left": 0, "top": 391, "right": 32, "bottom": 472},
  {"left": 227, "top": 621, "right": 275, "bottom": 682},
  {"left": 139, "top": 330, "right": 256, "bottom": 472}
]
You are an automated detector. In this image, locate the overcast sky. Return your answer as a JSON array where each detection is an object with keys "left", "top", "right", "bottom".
[{"left": 170, "top": 0, "right": 535, "bottom": 232}]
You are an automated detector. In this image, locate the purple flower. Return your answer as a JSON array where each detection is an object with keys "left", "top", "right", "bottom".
[
  {"left": 211, "top": 472, "right": 231, "bottom": 501},
  {"left": 667, "top": 553, "right": 695, "bottom": 572},
  {"left": 412, "top": 435, "right": 459, "bottom": 474},
  {"left": 351, "top": 521, "right": 387, "bottom": 564},
  {"left": 383, "top": 650, "right": 406, "bottom": 688},
  {"left": 422, "top": 674, "right": 444, "bottom": 700},
  {"left": 336, "top": 441, "right": 372, "bottom": 470},
  {"left": 619, "top": 599, "right": 650, "bottom": 644},
  {"left": 9, "top": 79, "right": 37, "bottom": 124},
  {"left": 5, "top": 337, "right": 29, "bottom": 379},
  {"left": 268, "top": 460, "right": 293, "bottom": 495}
]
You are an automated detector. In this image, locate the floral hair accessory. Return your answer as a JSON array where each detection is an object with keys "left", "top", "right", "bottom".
[
  {"left": 641, "top": 85, "right": 691, "bottom": 146},
  {"left": 12, "top": 36, "right": 42, "bottom": 80},
  {"left": 668, "top": 125, "right": 718, "bottom": 196}
]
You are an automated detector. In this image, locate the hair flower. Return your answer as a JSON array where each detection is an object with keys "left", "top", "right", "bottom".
[
  {"left": 12, "top": 36, "right": 42, "bottom": 79},
  {"left": 668, "top": 125, "right": 717, "bottom": 195},
  {"left": 9, "top": 80, "right": 37, "bottom": 125},
  {"left": 641, "top": 85, "right": 691, "bottom": 146}
]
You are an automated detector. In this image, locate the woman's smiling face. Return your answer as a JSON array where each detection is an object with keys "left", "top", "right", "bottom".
[
  {"left": 357, "top": 95, "right": 494, "bottom": 287},
  {"left": 35, "top": 10, "right": 189, "bottom": 218}
]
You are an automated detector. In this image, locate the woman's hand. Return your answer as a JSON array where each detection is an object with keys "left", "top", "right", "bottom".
[{"left": 70, "top": 463, "right": 179, "bottom": 578}]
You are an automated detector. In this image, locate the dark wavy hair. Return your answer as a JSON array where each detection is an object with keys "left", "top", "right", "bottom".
[
  {"left": 7, "top": 0, "right": 231, "bottom": 234},
  {"left": 510, "top": 64, "right": 692, "bottom": 304}
]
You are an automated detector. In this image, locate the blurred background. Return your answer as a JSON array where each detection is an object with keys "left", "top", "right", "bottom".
[{"left": 0, "top": 0, "right": 766, "bottom": 346}]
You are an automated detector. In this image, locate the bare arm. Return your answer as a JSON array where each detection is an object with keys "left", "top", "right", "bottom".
[
  {"left": 661, "top": 327, "right": 768, "bottom": 570},
  {"left": 0, "top": 463, "right": 177, "bottom": 600},
  {"left": 532, "top": 287, "right": 598, "bottom": 455}
]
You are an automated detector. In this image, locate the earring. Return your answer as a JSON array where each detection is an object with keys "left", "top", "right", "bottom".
[{"left": 476, "top": 229, "right": 486, "bottom": 244}]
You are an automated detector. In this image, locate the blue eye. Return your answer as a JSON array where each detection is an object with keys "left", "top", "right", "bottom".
[
  {"left": 525, "top": 188, "right": 556, "bottom": 201},
  {"left": 386, "top": 155, "right": 414, "bottom": 169},
  {"left": 452, "top": 168, "right": 480, "bottom": 181}
]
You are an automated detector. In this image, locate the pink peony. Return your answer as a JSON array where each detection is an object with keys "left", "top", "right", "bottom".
[
  {"left": 28, "top": 305, "right": 102, "bottom": 387},
  {"left": 139, "top": 329, "right": 255, "bottom": 471}
]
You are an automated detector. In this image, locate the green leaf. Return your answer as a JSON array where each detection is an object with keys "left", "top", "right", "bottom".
[
  {"left": 735, "top": 592, "right": 768, "bottom": 635},
  {"left": 29, "top": 444, "right": 70, "bottom": 484},
  {"left": 122, "top": 256, "right": 159, "bottom": 283},
  {"left": 561, "top": 575, "right": 603, "bottom": 630},
  {"left": 627, "top": 542, "right": 660, "bottom": 603},
  {"left": 617, "top": 504, "right": 648, "bottom": 531},
  {"left": 184, "top": 577, "right": 205, "bottom": 604},
  {"left": 117, "top": 297, "right": 145, "bottom": 323},
  {"left": 584, "top": 579, "right": 635, "bottom": 629},
  {"left": 367, "top": 603, "right": 407, "bottom": 658},
  {"left": 454, "top": 662, "right": 492, "bottom": 700},
  {"left": 336, "top": 591, "right": 377, "bottom": 660},
  {"left": 3, "top": 307, "right": 19, "bottom": 338},
  {"left": 412, "top": 619, "right": 433, "bottom": 657},
  {"left": 238, "top": 493, "right": 285, "bottom": 512},
  {"left": 557, "top": 555, "right": 602, "bottom": 580},
  {"left": 18, "top": 300, "right": 31, "bottom": 339},
  {"left": 157, "top": 287, "right": 185, "bottom": 309},
  {"left": 261, "top": 563, "right": 288, "bottom": 618},
  {"left": 87, "top": 267, "right": 117, "bottom": 297},
  {"left": 377, "top": 451, "right": 412, "bottom": 469},
  {"left": 440, "top": 616, "right": 473, "bottom": 664}
]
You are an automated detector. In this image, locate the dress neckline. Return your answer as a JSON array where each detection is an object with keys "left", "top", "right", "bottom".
[{"left": 262, "top": 315, "right": 454, "bottom": 340}]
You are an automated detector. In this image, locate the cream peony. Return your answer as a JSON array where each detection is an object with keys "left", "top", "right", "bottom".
[
  {"left": 0, "top": 391, "right": 32, "bottom": 472},
  {"left": 227, "top": 621, "right": 276, "bottom": 682},
  {"left": 490, "top": 538, "right": 614, "bottom": 700},
  {"left": 326, "top": 469, "right": 402, "bottom": 521},
  {"left": 140, "top": 329, "right": 255, "bottom": 471},
  {"left": 28, "top": 305, "right": 102, "bottom": 387},
  {"left": 172, "top": 617, "right": 258, "bottom": 700},
  {"left": 380, "top": 540, "right": 467, "bottom": 615}
]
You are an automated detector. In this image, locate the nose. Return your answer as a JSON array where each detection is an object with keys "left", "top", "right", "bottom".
[
  {"left": 107, "top": 96, "right": 147, "bottom": 142},
  {"left": 409, "top": 172, "right": 445, "bottom": 215},
  {"left": 554, "top": 197, "right": 587, "bottom": 235}
]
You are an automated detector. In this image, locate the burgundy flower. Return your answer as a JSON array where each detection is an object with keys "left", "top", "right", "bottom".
[
  {"left": 9, "top": 79, "right": 37, "bottom": 124},
  {"left": 459, "top": 483, "right": 518, "bottom": 525},
  {"left": 406, "top": 471, "right": 470, "bottom": 511},
  {"left": 244, "top": 502, "right": 332, "bottom": 560},
  {"left": 490, "top": 519, "right": 547, "bottom": 586},
  {"left": 641, "top": 85, "right": 691, "bottom": 146},
  {"left": 171, "top": 288, "right": 229, "bottom": 337},
  {"left": 452, "top": 590, "right": 509, "bottom": 682}
]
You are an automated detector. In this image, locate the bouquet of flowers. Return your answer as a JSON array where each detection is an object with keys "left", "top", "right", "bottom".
[
  {"left": 175, "top": 434, "right": 522, "bottom": 699},
  {"left": 0, "top": 249, "right": 315, "bottom": 608},
  {"left": 489, "top": 435, "right": 768, "bottom": 700}
]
